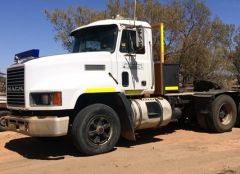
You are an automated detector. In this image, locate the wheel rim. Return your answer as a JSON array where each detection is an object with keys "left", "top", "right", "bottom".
[
  {"left": 218, "top": 103, "right": 233, "bottom": 125},
  {"left": 87, "top": 116, "right": 112, "bottom": 145},
  {"left": 0, "top": 117, "right": 6, "bottom": 127}
]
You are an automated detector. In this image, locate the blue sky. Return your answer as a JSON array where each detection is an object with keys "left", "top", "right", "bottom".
[{"left": 0, "top": 0, "right": 240, "bottom": 72}]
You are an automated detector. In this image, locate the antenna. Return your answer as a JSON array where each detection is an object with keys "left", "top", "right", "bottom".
[{"left": 134, "top": 0, "right": 137, "bottom": 26}]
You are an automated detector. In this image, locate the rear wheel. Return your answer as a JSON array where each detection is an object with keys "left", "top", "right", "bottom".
[
  {"left": 0, "top": 110, "right": 10, "bottom": 131},
  {"left": 71, "top": 104, "right": 121, "bottom": 155},
  {"left": 210, "top": 95, "right": 237, "bottom": 132}
]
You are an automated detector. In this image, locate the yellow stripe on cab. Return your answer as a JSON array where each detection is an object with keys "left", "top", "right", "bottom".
[
  {"left": 85, "top": 87, "right": 116, "bottom": 93},
  {"left": 165, "top": 86, "right": 179, "bottom": 91}
]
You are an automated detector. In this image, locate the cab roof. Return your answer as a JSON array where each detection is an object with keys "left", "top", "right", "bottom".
[{"left": 71, "top": 19, "right": 151, "bottom": 35}]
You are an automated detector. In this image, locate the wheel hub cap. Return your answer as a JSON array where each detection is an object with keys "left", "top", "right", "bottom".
[
  {"left": 87, "top": 116, "right": 112, "bottom": 145},
  {"left": 97, "top": 126, "right": 104, "bottom": 134},
  {"left": 219, "top": 104, "right": 232, "bottom": 125}
]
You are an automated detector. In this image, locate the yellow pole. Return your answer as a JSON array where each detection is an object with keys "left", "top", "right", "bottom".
[
  {"left": 160, "top": 23, "right": 165, "bottom": 94},
  {"left": 151, "top": 22, "right": 165, "bottom": 95},
  {"left": 160, "top": 23, "right": 165, "bottom": 64}
]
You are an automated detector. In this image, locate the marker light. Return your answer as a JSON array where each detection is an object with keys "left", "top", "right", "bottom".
[{"left": 30, "top": 92, "right": 62, "bottom": 106}]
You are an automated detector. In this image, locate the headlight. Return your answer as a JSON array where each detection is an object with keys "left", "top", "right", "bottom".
[{"left": 30, "top": 92, "right": 62, "bottom": 106}]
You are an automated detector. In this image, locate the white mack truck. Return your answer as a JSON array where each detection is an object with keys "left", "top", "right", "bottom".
[{"left": 2, "top": 18, "right": 240, "bottom": 155}]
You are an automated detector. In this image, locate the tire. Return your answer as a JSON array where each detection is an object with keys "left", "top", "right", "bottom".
[
  {"left": 0, "top": 110, "right": 10, "bottom": 131},
  {"left": 210, "top": 95, "right": 237, "bottom": 132},
  {"left": 71, "top": 104, "right": 121, "bottom": 155}
]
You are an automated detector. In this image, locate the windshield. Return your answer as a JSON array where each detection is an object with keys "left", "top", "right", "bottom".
[{"left": 72, "top": 25, "right": 118, "bottom": 53}]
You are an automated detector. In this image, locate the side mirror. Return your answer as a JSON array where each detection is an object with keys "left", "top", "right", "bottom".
[{"left": 136, "top": 27, "right": 145, "bottom": 51}]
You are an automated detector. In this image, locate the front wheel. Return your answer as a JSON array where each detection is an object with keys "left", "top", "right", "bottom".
[{"left": 71, "top": 104, "right": 121, "bottom": 155}]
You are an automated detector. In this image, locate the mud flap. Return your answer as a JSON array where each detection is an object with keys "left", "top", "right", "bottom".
[
  {"left": 194, "top": 95, "right": 213, "bottom": 130},
  {"left": 117, "top": 93, "right": 135, "bottom": 141}
]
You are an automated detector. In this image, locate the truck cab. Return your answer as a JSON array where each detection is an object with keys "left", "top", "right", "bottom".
[{"left": 7, "top": 19, "right": 154, "bottom": 110}]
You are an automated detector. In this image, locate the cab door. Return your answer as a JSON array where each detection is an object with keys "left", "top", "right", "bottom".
[{"left": 117, "top": 27, "right": 151, "bottom": 95}]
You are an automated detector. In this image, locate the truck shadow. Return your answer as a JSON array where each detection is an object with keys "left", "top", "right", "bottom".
[
  {"left": 4, "top": 122, "right": 189, "bottom": 160},
  {"left": 117, "top": 123, "right": 179, "bottom": 147},
  {"left": 4, "top": 136, "right": 82, "bottom": 160}
]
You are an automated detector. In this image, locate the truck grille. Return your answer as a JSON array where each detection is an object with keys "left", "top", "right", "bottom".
[{"left": 7, "top": 66, "right": 25, "bottom": 107}]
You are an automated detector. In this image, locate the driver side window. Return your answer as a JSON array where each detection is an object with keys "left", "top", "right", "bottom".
[{"left": 120, "top": 30, "right": 145, "bottom": 54}]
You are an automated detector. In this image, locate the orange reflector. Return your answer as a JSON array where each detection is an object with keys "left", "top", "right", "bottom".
[{"left": 52, "top": 92, "right": 62, "bottom": 106}]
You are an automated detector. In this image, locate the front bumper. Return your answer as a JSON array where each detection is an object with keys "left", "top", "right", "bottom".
[{"left": 3, "top": 115, "right": 69, "bottom": 137}]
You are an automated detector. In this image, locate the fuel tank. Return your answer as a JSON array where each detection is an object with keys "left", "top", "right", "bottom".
[{"left": 130, "top": 97, "right": 172, "bottom": 130}]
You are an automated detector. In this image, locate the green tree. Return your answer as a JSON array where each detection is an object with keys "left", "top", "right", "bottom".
[
  {"left": 45, "top": 6, "right": 106, "bottom": 51},
  {"left": 232, "top": 29, "right": 240, "bottom": 85}
]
